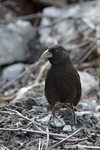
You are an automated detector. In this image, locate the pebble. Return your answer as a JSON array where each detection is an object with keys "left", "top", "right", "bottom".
[{"left": 63, "top": 125, "right": 72, "bottom": 132}]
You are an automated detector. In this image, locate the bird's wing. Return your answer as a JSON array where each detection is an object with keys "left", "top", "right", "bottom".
[{"left": 45, "top": 75, "right": 60, "bottom": 105}]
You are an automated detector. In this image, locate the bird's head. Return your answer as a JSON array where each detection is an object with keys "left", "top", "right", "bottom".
[{"left": 40, "top": 44, "right": 71, "bottom": 65}]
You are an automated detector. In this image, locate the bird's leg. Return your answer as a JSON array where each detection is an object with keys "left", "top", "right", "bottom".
[
  {"left": 70, "top": 103, "right": 77, "bottom": 124},
  {"left": 52, "top": 102, "right": 61, "bottom": 117},
  {"left": 52, "top": 104, "right": 56, "bottom": 119},
  {"left": 73, "top": 106, "right": 80, "bottom": 112},
  {"left": 50, "top": 104, "right": 58, "bottom": 125},
  {"left": 52, "top": 102, "right": 64, "bottom": 125}
]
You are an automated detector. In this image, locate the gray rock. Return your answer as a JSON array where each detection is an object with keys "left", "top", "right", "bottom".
[
  {"left": 31, "top": 106, "right": 47, "bottom": 113},
  {"left": 78, "top": 71, "right": 99, "bottom": 98},
  {"left": 7, "top": 20, "right": 35, "bottom": 44},
  {"left": 2, "top": 63, "right": 25, "bottom": 80},
  {"left": 87, "top": 100, "right": 97, "bottom": 111},
  {"left": 37, "top": 96, "right": 48, "bottom": 105},
  {"left": 0, "top": 20, "right": 37, "bottom": 65},
  {"left": 39, "top": 3, "right": 100, "bottom": 52},
  {"left": 78, "top": 100, "right": 97, "bottom": 111}
]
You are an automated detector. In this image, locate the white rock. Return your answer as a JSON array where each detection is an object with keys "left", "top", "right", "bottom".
[
  {"left": 42, "top": 6, "right": 80, "bottom": 18},
  {"left": 42, "top": 7, "right": 64, "bottom": 18},
  {"left": 37, "top": 114, "right": 52, "bottom": 123},
  {"left": 63, "top": 125, "right": 72, "bottom": 132},
  {"left": 51, "top": 117, "right": 65, "bottom": 127}
]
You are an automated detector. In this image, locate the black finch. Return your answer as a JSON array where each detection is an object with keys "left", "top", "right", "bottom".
[{"left": 41, "top": 44, "right": 81, "bottom": 107}]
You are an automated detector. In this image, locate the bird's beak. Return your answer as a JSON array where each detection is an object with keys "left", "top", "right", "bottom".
[{"left": 40, "top": 49, "right": 53, "bottom": 60}]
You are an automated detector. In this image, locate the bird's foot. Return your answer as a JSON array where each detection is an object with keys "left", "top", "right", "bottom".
[
  {"left": 50, "top": 102, "right": 78, "bottom": 126},
  {"left": 72, "top": 111, "right": 77, "bottom": 125}
]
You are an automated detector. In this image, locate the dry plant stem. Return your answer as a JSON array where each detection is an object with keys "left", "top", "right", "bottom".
[
  {"left": 0, "top": 127, "right": 82, "bottom": 139},
  {"left": 0, "top": 145, "right": 9, "bottom": 150},
  {"left": 96, "top": 25, "right": 100, "bottom": 54},
  {"left": 34, "top": 62, "right": 50, "bottom": 84},
  {"left": 78, "top": 42, "right": 95, "bottom": 63},
  {"left": 65, "top": 144, "right": 100, "bottom": 150},
  {"left": 0, "top": 94, "right": 15, "bottom": 102},
  {"left": 53, "top": 137, "right": 89, "bottom": 142},
  {"left": 82, "top": 18, "right": 95, "bottom": 30},
  {"left": 79, "top": 44, "right": 96, "bottom": 63},
  {"left": 7, "top": 13, "right": 43, "bottom": 22},
  {"left": 2, "top": 61, "right": 40, "bottom": 91},
  {"left": 0, "top": 107, "right": 45, "bottom": 131},
  {"left": 75, "top": 61, "right": 99, "bottom": 69},
  {"left": 48, "top": 128, "right": 83, "bottom": 150},
  {"left": 0, "top": 127, "right": 96, "bottom": 147},
  {"left": 38, "top": 138, "right": 41, "bottom": 150},
  {"left": 40, "top": 138, "right": 43, "bottom": 150},
  {"left": 45, "top": 128, "right": 49, "bottom": 150},
  {"left": 62, "top": 41, "right": 88, "bottom": 50}
]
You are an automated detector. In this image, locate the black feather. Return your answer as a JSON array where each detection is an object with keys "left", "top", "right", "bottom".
[{"left": 42, "top": 44, "right": 81, "bottom": 106}]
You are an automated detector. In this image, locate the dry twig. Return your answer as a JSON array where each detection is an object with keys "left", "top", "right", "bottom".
[
  {"left": 2, "top": 61, "right": 40, "bottom": 91},
  {"left": 48, "top": 128, "right": 83, "bottom": 150},
  {"left": 65, "top": 144, "right": 100, "bottom": 150},
  {"left": 34, "top": 62, "right": 50, "bottom": 84},
  {"left": 0, "top": 127, "right": 84, "bottom": 139},
  {"left": 0, "top": 107, "right": 45, "bottom": 131},
  {"left": 45, "top": 128, "right": 50, "bottom": 150}
]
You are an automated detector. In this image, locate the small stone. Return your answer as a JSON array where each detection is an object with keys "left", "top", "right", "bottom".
[
  {"left": 77, "top": 102, "right": 88, "bottom": 110},
  {"left": 37, "top": 96, "right": 48, "bottom": 105},
  {"left": 76, "top": 111, "right": 91, "bottom": 116},
  {"left": 37, "top": 114, "right": 52, "bottom": 123},
  {"left": 31, "top": 106, "right": 47, "bottom": 113},
  {"left": 63, "top": 125, "right": 72, "bottom": 132},
  {"left": 50, "top": 117, "right": 65, "bottom": 128},
  {"left": 87, "top": 100, "right": 97, "bottom": 111},
  {"left": 78, "top": 100, "right": 97, "bottom": 111},
  {"left": 72, "top": 126, "right": 76, "bottom": 131}
]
